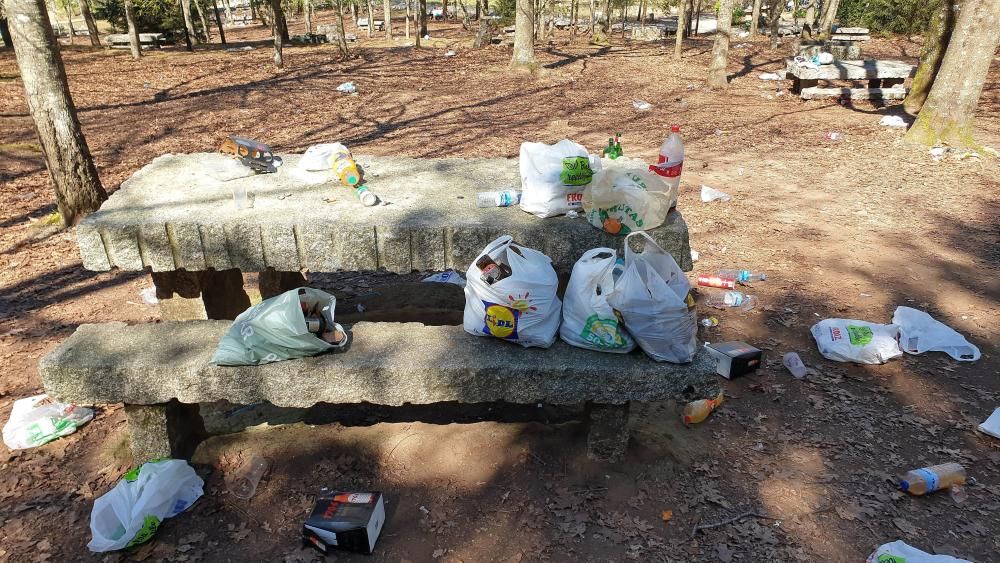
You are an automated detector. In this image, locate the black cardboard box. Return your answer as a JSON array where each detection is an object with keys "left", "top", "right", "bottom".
[
  {"left": 303, "top": 490, "right": 385, "bottom": 555},
  {"left": 704, "top": 342, "right": 762, "bottom": 379}
]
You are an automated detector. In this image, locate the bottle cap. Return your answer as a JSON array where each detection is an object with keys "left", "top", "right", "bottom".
[
  {"left": 671, "top": 124, "right": 681, "bottom": 132},
  {"left": 899, "top": 480, "right": 910, "bottom": 491}
]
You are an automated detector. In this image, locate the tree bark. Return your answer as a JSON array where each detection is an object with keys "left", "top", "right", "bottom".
[
  {"left": 124, "top": 0, "right": 142, "bottom": 58},
  {"left": 905, "top": 0, "right": 1000, "bottom": 147},
  {"left": 817, "top": 0, "right": 838, "bottom": 36},
  {"left": 63, "top": 4, "right": 75, "bottom": 44},
  {"left": 767, "top": 0, "right": 780, "bottom": 48},
  {"left": 443, "top": 0, "right": 448, "bottom": 20},
  {"left": 750, "top": 0, "right": 761, "bottom": 35},
  {"left": 800, "top": 0, "right": 814, "bottom": 38},
  {"left": 195, "top": 0, "right": 212, "bottom": 41},
  {"left": 602, "top": 0, "right": 610, "bottom": 31},
  {"left": 79, "top": 0, "right": 100, "bottom": 46},
  {"left": 180, "top": 0, "right": 200, "bottom": 44},
  {"left": 270, "top": 0, "right": 283, "bottom": 66},
  {"left": 473, "top": 0, "right": 492, "bottom": 46},
  {"left": 405, "top": 0, "right": 411, "bottom": 37},
  {"left": 212, "top": 0, "right": 227, "bottom": 43},
  {"left": 693, "top": 0, "right": 701, "bottom": 34},
  {"left": 384, "top": 0, "right": 391, "bottom": 39},
  {"left": 304, "top": 0, "right": 312, "bottom": 32},
  {"left": 706, "top": 0, "right": 733, "bottom": 88},
  {"left": 419, "top": 0, "right": 427, "bottom": 36},
  {"left": 0, "top": 19, "right": 12, "bottom": 48},
  {"left": 7, "top": 0, "right": 107, "bottom": 226},
  {"left": 334, "top": 0, "right": 349, "bottom": 56},
  {"left": 904, "top": 0, "right": 955, "bottom": 115},
  {"left": 511, "top": 0, "right": 536, "bottom": 69},
  {"left": 274, "top": 0, "right": 289, "bottom": 42},
  {"left": 224, "top": 0, "right": 233, "bottom": 23},
  {"left": 674, "top": 0, "right": 686, "bottom": 60},
  {"left": 588, "top": 0, "right": 595, "bottom": 34}
]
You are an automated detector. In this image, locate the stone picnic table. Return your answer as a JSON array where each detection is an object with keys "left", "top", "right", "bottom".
[
  {"left": 77, "top": 152, "right": 694, "bottom": 321},
  {"left": 785, "top": 59, "right": 916, "bottom": 100}
]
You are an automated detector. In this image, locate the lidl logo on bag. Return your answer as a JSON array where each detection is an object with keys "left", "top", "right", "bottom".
[
  {"left": 580, "top": 315, "right": 629, "bottom": 349},
  {"left": 829, "top": 326, "right": 843, "bottom": 341},
  {"left": 560, "top": 157, "right": 593, "bottom": 186},
  {"left": 483, "top": 302, "right": 519, "bottom": 339}
]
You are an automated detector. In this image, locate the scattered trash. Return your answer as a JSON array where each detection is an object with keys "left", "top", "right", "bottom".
[
  {"left": 700, "top": 316, "right": 719, "bottom": 327},
  {"left": 356, "top": 303, "right": 366, "bottom": 312},
  {"left": 950, "top": 484, "right": 968, "bottom": 505},
  {"left": 421, "top": 270, "right": 466, "bottom": 287},
  {"left": 713, "top": 128, "right": 723, "bottom": 136},
  {"left": 698, "top": 274, "right": 736, "bottom": 289},
  {"left": 602, "top": 132, "right": 624, "bottom": 159},
  {"left": 782, "top": 352, "right": 807, "bottom": 379},
  {"left": 825, "top": 131, "right": 842, "bottom": 141},
  {"left": 520, "top": 139, "right": 598, "bottom": 218},
  {"left": 477, "top": 190, "right": 521, "bottom": 207},
  {"left": 632, "top": 99, "right": 653, "bottom": 111},
  {"left": 868, "top": 541, "right": 971, "bottom": 563},
  {"left": 355, "top": 184, "right": 379, "bottom": 206},
  {"left": 560, "top": 249, "right": 635, "bottom": 353},
  {"left": 978, "top": 407, "right": 1000, "bottom": 439},
  {"left": 899, "top": 462, "right": 966, "bottom": 496},
  {"left": 737, "top": 30, "right": 750, "bottom": 38},
  {"left": 303, "top": 489, "right": 385, "bottom": 555},
  {"left": 88, "top": 459, "right": 204, "bottom": 552},
  {"left": 423, "top": 34, "right": 430, "bottom": 39},
  {"left": 704, "top": 290, "right": 756, "bottom": 311},
  {"left": 700, "top": 270, "right": 765, "bottom": 289},
  {"left": 648, "top": 125, "right": 684, "bottom": 196},
  {"left": 704, "top": 342, "right": 762, "bottom": 379},
  {"left": 220, "top": 136, "right": 282, "bottom": 174},
  {"left": 565, "top": 209, "right": 580, "bottom": 218},
  {"left": 139, "top": 286, "right": 158, "bottom": 305},
  {"left": 683, "top": 390, "right": 724, "bottom": 424},
  {"left": 759, "top": 72, "right": 782, "bottom": 80},
  {"left": 225, "top": 45, "right": 254, "bottom": 52},
  {"left": 276, "top": 192, "right": 293, "bottom": 200},
  {"left": 810, "top": 318, "right": 901, "bottom": 364},
  {"left": 880, "top": 115, "right": 908, "bottom": 128},
  {"left": 816, "top": 52, "right": 834, "bottom": 64},
  {"left": 228, "top": 455, "right": 269, "bottom": 499},
  {"left": 2, "top": 394, "right": 94, "bottom": 450},
  {"left": 445, "top": 50, "right": 456, "bottom": 57},
  {"left": 336, "top": 81, "right": 357, "bottom": 94},
  {"left": 893, "top": 306, "right": 980, "bottom": 361},
  {"left": 737, "top": 167, "right": 744, "bottom": 176},
  {"left": 584, "top": 158, "right": 672, "bottom": 234},
  {"left": 690, "top": 249, "right": 699, "bottom": 262},
  {"left": 660, "top": 510, "right": 674, "bottom": 522},
  {"left": 929, "top": 146, "right": 948, "bottom": 160},
  {"left": 701, "top": 185, "right": 732, "bottom": 202}
]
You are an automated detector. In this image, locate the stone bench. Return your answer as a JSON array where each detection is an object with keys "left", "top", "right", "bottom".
[
  {"left": 40, "top": 321, "right": 719, "bottom": 463},
  {"left": 106, "top": 33, "right": 166, "bottom": 50},
  {"left": 785, "top": 59, "right": 916, "bottom": 100}
]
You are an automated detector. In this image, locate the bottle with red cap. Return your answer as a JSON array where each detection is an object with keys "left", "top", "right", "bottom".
[{"left": 650, "top": 125, "right": 684, "bottom": 193}]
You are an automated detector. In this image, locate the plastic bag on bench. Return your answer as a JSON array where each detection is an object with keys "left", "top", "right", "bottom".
[
  {"left": 464, "top": 235, "right": 562, "bottom": 348},
  {"left": 560, "top": 248, "right": 635, "bottom": 353},
  {"left": 212, "top": 287, "right": 347, "bottom": 366},
  {"left": 608, "top": 232, "right": 697, "bottom": 363},
  {"left": 2, "top": 394, "right": 94, "bottom": 450},
  {"left": 519, "top": 140, "right": 601, "bottom": 218},
  {"left": 89, "top": 459, "right": 204, "bottom": 552},
  {"left": 582, "top": 157, "right": 674, "bottom": 235}
]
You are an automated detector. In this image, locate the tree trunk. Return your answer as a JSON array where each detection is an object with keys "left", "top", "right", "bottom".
[
  {"left": 350, "top": 1, "right": 357, "bottom": 25},
  {"left": 588, "top": 0, "right": 595, "bottom": 34},
  {"left": 817, "top": 0, "right": 838, "bottom": 36},
  {"left": 405, "top": 0, "right": 411, "bottom": 37},
  {"left": 224, "top": 0, "right": 233, "bottom": 23},
  {"left": 304, "top": 0, "right": 312, "bottom": 32},
  {"left": 124, "top": 0, "right": 142, "bottom": 58},
  {"left": 750, "top": 0, "right": 761, "bottom": 35},
  {"left": 271, "top": 0, "right": 283, "bottom": 67},
  {"left": 334, "top": 0, "right": 349, "bottom": 56},
  {"left": 904, "top": 0, "right": 955, "bottom": 115},
  {"left": 473, "top": 0, "right": 493, "bottom": 46},
  {"left": 800, "top": 0, "right": 814, "bottom": 38},
  {"left": 685, "top": 0, "right": 693, "bottom": 36},
  {"left": 768, "top": 0, "right": 780, "bottom": 48},
  {"left": 7, "top": 0, "right": 107, "bottom": 226},
  {"left": 443, "top": 0, "right": 448, "bottom": 20},
  {"left": 419, "top": 0, "right": 427, "bottom": 36},
  {"left": 212, "top": 0, "right": 227, "bottom": 43},
  {"left": 180, "top": 0, "right": 200, "bottom": 44},
  {"left": 706, "top": 0, "right": 733, "bottom": 88},
  {"left": 63, "top": 4, "right": 75, "bottom": 44},
  {"left": 602, "top": 0, "right": 610, "bottom": 31},
  {"left": 365, "top": 0, "right": 373, "bottom": 37},
  {"left": 511, "top": 0, "right": 536, "bottom": 69},
  {"left": 0, "top": 19, "right": 12, "bottom": 48},
  {"left": 674, "top": 0, "right": 686, "bottom": 60},
  {"left": 905, "top": 0, "right": 1000, "bottom": 147},
  {"left": 274, "top": 0, "right": 289, "bottom": 42},
  {"left": 79, "top": 0, "right": 101, "bottom": 46},
  {"left": 384, "top": 0, "right": 391, "bottom": 39},
  {"left": 693, "top": 0, "right": 701, "bottom": 34},
  {"left": 195, "top": 0, "right": 212, "bottom": 41}
]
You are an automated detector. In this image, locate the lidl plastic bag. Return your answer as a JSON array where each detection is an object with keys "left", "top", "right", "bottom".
[
  {"left": 88, "top": 459, "right": 204, "bottom": 552},
  {"left": 463, "top": 236, "right": 562, "bottom": 348},
  {"left": 608, "top": 232, "right": 697, "bottom": 363},
  {"left": 866, "top": 541, "right": 971, "bottom": 563},
  {"left": 810, "top": 318, "right": 901, "bottom": 364},
  {"left": 892, "top": 306, "right": 980, "bottom": 362},
  {"left": 560, "top": 249, "right": 635, "bottom": 353},
  {"left": 583, "top": 157, "right": 673, "bottom": 235},
  {"left": 519, "top": 140, "right": 602, "bottom": 218},
  {"left": 212, "top": 287, "right": 347, "bottom": 366},
  {"left": 299, "top": 143, "right": 350, "bottom": 171},
  {"left": 2, "top": 394, "right": 94, "bottom": 450}
]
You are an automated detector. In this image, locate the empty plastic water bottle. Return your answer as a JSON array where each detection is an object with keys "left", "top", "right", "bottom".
[
  {"left": 718, "top": 269, "right": 766, "bottom": 284},
  {"left": 705, "top": 290, "right": 757, "bottom": 311},
  {"left": 477, "top": 190, "right": 521, "bottom": 207}
]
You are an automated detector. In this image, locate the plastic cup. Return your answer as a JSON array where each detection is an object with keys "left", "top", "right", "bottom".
[
  {"left": 233, "top": 186, "right": 249, "bottom": 210},
  {"left": 228, "top": 455, "right": 269, "bottom": 499}
]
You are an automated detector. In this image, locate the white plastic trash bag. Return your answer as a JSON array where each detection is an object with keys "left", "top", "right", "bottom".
[
  {"left": 2, "top": 394, "right": 94, "bottom": 450},
  {"left": 582, "top": 157, "right": 673, "bottom": 235},
  {"left": 519, "top": 140, "right": 601, "bottom": 218},
  {"left": 892, "top": 306, "right": 980, "bottom": 362},
  {"left": 299, "top": 143, "right": 348, "bottom": 171},
  {"left": 810, "top": 318, "right": 901, "bottom": 364},
  {"left": 608, "top": 232, "right": 697, "bottom": 363},
  {"left": 560, "top": 249, "right": 635, "bottom": 353},
  {"left": 866, "top": 541, "right": 971, "bottom": 563},
  {"left": 464, "top": 236, "right": 562, "bottom": 348},
  {"left": 978, "top": 407, "right": 1000, "bottom": 439},
  {"left": 89, "top": 459, "right": 204, "bottom": 552},
  {"left": 422, "top": 270, "right": 466, "bottom": 287}
]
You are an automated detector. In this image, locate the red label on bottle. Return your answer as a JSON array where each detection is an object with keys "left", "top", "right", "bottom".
[
  {"left": 649, "top": 161, "right": 683, "bottom": 178},
  {"left": 697, "top": 275, "right": 735, "bottom": 289}
]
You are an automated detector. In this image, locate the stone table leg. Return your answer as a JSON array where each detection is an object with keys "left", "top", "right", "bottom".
[
  {"left": 881, "top": 78, "right": 905, "bottom": 88},
  {"left": 125, "top": 401, "right": 206, "bottom": 463},
  {"left": 585, "top": 402, "right": 631, "bottom": 462},
  {"left": 259, "top": 269, "right": 308, "bottom": 300},
  {"left": 792, "top": 77, "right": 818, "bottom": 95},
  {"left": 151, "top": 269, "right": 251, "bottom": 321}
]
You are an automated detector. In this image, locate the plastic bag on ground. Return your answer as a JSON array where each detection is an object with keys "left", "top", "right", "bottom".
[
  {"left": 810, "top": 318, "right": 901, "bottom": 364},
  {"left": 519, "top": 140, "right": 601, "bottom": 218},
  {"left": 583, "top": 157, "right": 673, "bottom": 235},
  {"left": 464, "top": 236, "right": 562, "bottom": 348},
  {"left": 212, "top": 287, "right": 347, "bottom": 366},
  {"left": 88, "top": 459, "right": 204, "bottom": 552},
  {"left": 866, "top": 541, "right": 971, "bottom": 563},
  {"left": 892, "top": 306, "right": 980, "bottom": 362},
  {"left": 422, "top": 270, "right": 466, "bottom": 287},
  {"left": 560, "top": 248, "right": 635, "bottom": 353},
  {"left": 2, "top": 394, "right": 94, "bottom": 450},
  {"left": 701, "top": 185, "right": 732, "bottom": 202},
  {"left": 608, "top": 232, "right": 697, "bottom": 363},
  {"left": 978, "top": 407, "right": 1000, "bottom": 439}
]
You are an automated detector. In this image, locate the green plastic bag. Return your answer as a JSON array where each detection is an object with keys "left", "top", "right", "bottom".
[{"left": 212, "top": 287, "right": 347, "bottom": 366}]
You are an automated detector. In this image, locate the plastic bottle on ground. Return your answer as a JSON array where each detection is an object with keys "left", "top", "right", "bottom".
[
  {"left": 782, "top": 352, "right": 807, "bottom": 379},
  {"left": 476, "top": 190, "right": 522, "bottom": 207},
  {"left": 682, "top": 391, "right": 724, "bottom": 425},
  {"left": 718, "top": 269, "right": 766, "bottom": 284},
  {"left": 354, "top": 185, "right": 379, "bottom": 206},
  {"left": 698, "top": 274, "right": 736, "bottom": 289},
  {"left": 899, "top": 462, "right": 966, "bottom": 495},
  {"left": 649, "top": 124, "right": 684, "bottom": 192},
  {"left": 704, "top": 290, "right": 756, "bottom": 311},
  {"left": 331, "top": 145, "right": 361, "bottom": 186}
]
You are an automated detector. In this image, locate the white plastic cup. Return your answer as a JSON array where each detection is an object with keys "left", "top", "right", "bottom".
[
  {"left": 228, "top": 455, "right": 269, "bottom": 499},
  {"left": 782, "top": 352, "right": 807, "bottom": 379},
  {"left": 233, "top": 186, "right": 249, "bottom": 210}
]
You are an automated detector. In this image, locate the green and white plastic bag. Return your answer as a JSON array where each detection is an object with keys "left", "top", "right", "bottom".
[
  {"left": 583, "top": 157, "right": 673, "bottom": 236},
  {"left": 2, "top": 394, "right": 93, "bottom": 450},
  {"left": 560, "top": 248, "right": 635, "bottom": 353},
  {"left": 89, "top": 459, "right": 203, "bottom": 552},
  {"left": 810, "top": 318, "right": 901, "bottom": 364},
  {"left": 519, "top": 139, "right": 601, "bottom": 218},
  {"left": 212, "top": 287, "right": 347, "bottom": 366}
]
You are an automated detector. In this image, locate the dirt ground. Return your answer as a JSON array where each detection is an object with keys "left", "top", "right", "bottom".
[{"left": 2, "top": 13, "right": 999, "bottom": 563}]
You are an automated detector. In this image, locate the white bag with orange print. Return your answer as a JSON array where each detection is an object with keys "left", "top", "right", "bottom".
[{"left": 463, "top": 236, "right": 562, "bottom": 348}]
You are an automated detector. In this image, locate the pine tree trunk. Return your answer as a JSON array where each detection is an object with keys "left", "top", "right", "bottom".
[
  {"left": 124, "top": 0, "right": 142, "bottom": 58},
  {"left": 334, "top": 0, "right": 349, "bottom": 56},
  {"left": 271, "top": 0, "right": 283, "bottom": 67},
  {"left": 63, "top": 4, "right": 76, "bottom": 44},
  {"left": 384, "top": 0, "right": 391, "bottom": 39},
  {"left": 706, "top": 0, "right": 733, "bottom": 88},
  {"left": 7, "top": 0, "right": 107, "bottom": 226},
  {"left": 79, "top": 0, "right": 101, "bottom": 46},
  {"left": 195, "top": 0, "right": 212, "bottom": 41},
  {"left": 817, "top": 0, "right": 838, "bottom": 36},
  {"left": 674, "top": 0, "right": 686, "bottom": 60},
  {"left": 904, "top": 0, "right": 956, "bottom": 115},
  {"left": 405, "top": 0, "right": 411, "bottom": 37},
  {"left": 274, "top": 0, "right": 289, "bottom": 41},
  {"left": 511, "top": 0, "right": 536, "bottom": 69},
  {"left": 180, "top": 0, "right": 200, "bottom": 44},
  {"left": 0, "top": 19, "right": 12, "bottom": 48},
  {"left": 750, "top": 0, "right": 761, "bottom": 35},
  {"left": 419, "top": 0, "right": 427, "bottom": 36},
  {"left": 905, "top": 0, "right": 1000, "bottom": 147},
  {"left": 212, "top": 0, "right": 227, "bottom": 42}
]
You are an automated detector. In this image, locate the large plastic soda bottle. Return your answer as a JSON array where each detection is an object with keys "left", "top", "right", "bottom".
[
  {"left": 649, "top": 124, "right": 684, "bottom": 192},
  {"left": 331, "top": 145, "right": 361, "bottom": 187},
  {"left": 899, "top": 462, "right": 966, "bottom": 495}
]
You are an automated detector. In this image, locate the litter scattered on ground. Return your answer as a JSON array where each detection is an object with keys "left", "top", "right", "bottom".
[
  {"left": 705, "top": 290, "right": 755, "bottom": 311},
  {"left": 950, "top": 484, "right": 968, "bottom": 504},
  {"left": 701, "top": 185, "right": 732, "bottom": 202},
  {"left": 228, "top": 455, "right": 269, "bottom": 499},
  {"left": 336, "top": 81, "right": 357, "bottom": 94},
  {"left": 690, "top": 248, "right": 699, "bottom": 262},
  {"left": 704, "top": 342, "right": 762, "bottom": 379},
  {"left": 225, "top": 46, "right": 254, "bottom": 52},
  {"left": 929, "top": 146, "right": 949, "bottom": 159},
  {"left": 893, "top": 306, "right": 980, "bottom": 361},
  {"left": 682, "top": 391, "right": 724, "bottom": 425},
  {"left": 2, "top": 394, "right": 94, "bottom": 450},
  {"left": 139, "top": 286, "right": 158, "bottom": 305},
  {"left": 868, "top": 541, "right": 971, "bottom": 563},
  {"left": 880, "top": 115, "right": 908, "bottom": 128},
  {"left": 810, "top": 318, "right": 901, "bottom": 364},
  {"left": 632, "top": 99, "right": 653, "bottom": 111},
  {"left": 700, "top": 316, "right": 719, "bottom": 327},
  {"left": 825, "top": 131, "right": 842, "bottom": 141},
  {"left": 445, "top": 50, "right": 456, "bottom": 57},
  {"left": 303, "top": 490, "right": 385, "bottom": 555},
  {"left": 565, "top": 209, "right": 580, "bottom": 218},
  {"left": 977, "top": 407, "right": 1000, "bottom": 439},
  {"left": 421, "top": 270, "right": 466, "bottom": 287},
  {"left": 899, "top": 461, "right": 966, "bottom": 496},
  {"left": 759, "top": 72, "right": 782, "bottom": 80}
]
